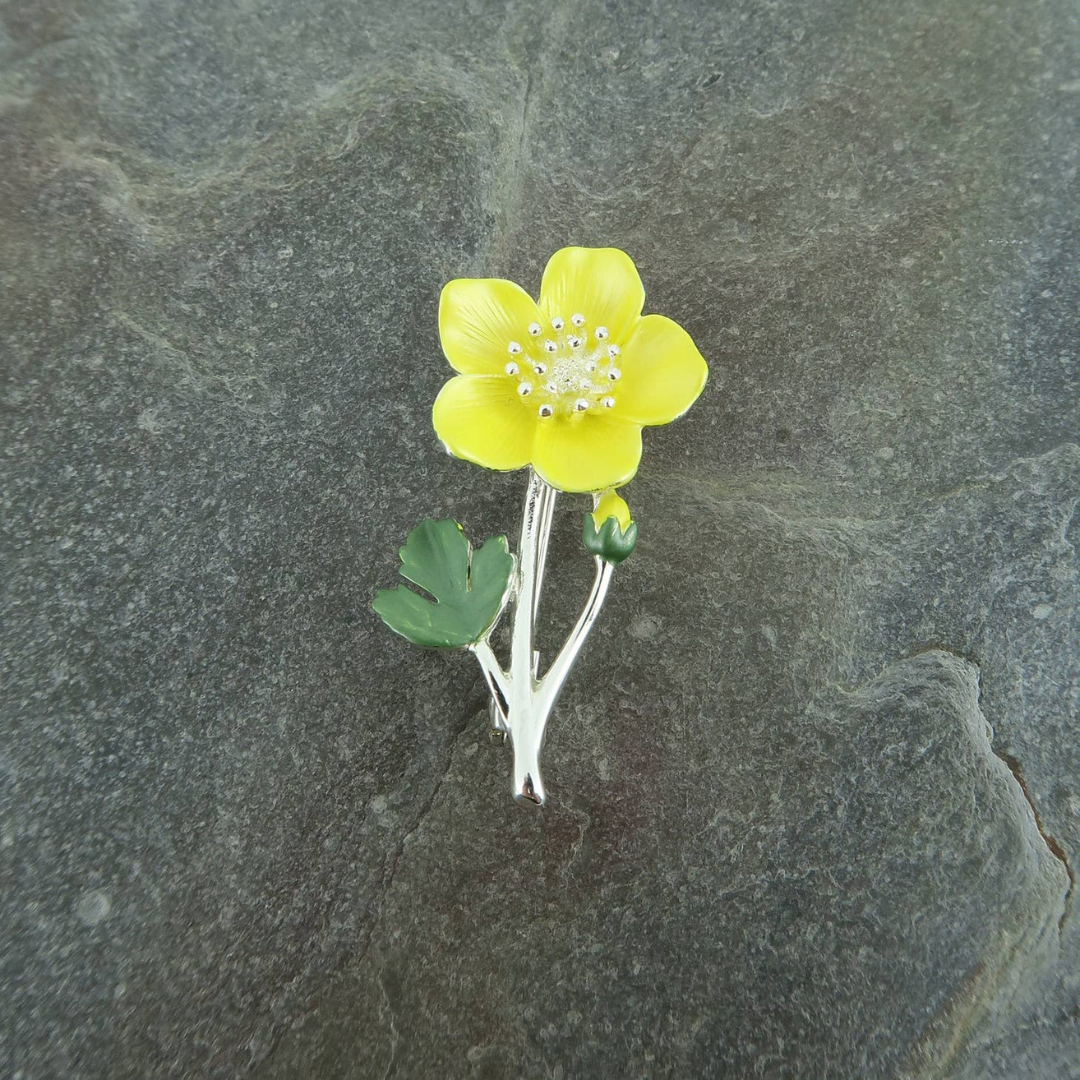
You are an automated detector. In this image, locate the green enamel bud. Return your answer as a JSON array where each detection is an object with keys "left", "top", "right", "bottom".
[{"left": 582, "top": 513, "right": 638, "bottom": 566}]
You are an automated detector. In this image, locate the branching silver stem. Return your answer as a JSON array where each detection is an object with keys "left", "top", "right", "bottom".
[{"left": 470, "top": 469, "right": 614, "bottom": 806}]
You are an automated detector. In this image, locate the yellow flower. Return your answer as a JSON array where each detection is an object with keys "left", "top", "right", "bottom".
[
  {"left": 592, "top": 488, "right": 632, "bottom": 531},
  {"left": 433, "top": 247, "right": 708, "bottom": 493}
]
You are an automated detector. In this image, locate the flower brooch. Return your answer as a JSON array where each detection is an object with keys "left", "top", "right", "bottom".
[{"left": 374, "top": 247, "right": 707, "bottom": 805}]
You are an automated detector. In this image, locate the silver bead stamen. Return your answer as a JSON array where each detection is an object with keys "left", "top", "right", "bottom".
[{"left": 508, "top": 315, "right": 630, "bottom": 421}]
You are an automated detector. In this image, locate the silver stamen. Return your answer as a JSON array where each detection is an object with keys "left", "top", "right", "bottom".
[
  {"left": 585, "top": 361, "right": 597, "bottom": 372},
  {"left": 608, "top": 367, "right": 621, "bottom": 381},
  {"left": 538, "top": 404, "right": 554, "bottom": 418},
  {"left": 518, "top": 382, "right": 532, "bottom": 396},
  {"left": 573, "top": 398, "right": 590, "bottom": 412},
  {"left": 607, "top": 344, "right": 620, "bottom": 358},
  {"left": 528, "top": 322, "right": 542, "bottom": 336},
  {"left": 601, "top": 396, "right": 616, "bottom": 408},
  {"left": 508, "top": 341, "right": 523, "bottom": 355},
  {"left": 551, "top": 316, "right": 565, "bottom": 331},
  {"left": 533, "top": 361, "right": 547, "bottom": 375},
  {"left": 568, "top": 335, "right": 583, "bottom": 349},
  {"left": 595, "top": 326, "right": 609, "bottom": 340},
  {"left": 543, "top": 340, "right": 557, "bottom": 353},
  {"left": 505, "top": 361, "right": 520, "bottom": 376},
  {"left": 571, "top": 313, "right": 586, "bottom": 327}
]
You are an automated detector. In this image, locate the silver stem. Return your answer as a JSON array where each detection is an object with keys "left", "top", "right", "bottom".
[
  {"left": 471, "top": 639, "right": 509, "bottom": 725},
  {"left": 535, "top": 556, "right": 613, "bottom": 719},
  {"left": 507, "top": 471, "right": 551, "bottom": 803},
  {"left": 531, "top": 482, "right": 557, "bottom": 636},
  {"left": 476, "top": 472, "right": 614, "bottom": 807}
]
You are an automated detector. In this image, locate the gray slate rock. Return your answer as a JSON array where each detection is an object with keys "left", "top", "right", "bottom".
[{"left": 1, "top": 0, "right": 1077, "bottom": 1077}]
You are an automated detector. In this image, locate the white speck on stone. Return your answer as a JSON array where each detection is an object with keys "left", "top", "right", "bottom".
[
  {"left": 75, "top": 890, "right": 111, "bottom": 926},
  {"left": 136, "top": 408, "right": 163, "bottom": 435},
  {"left": 629, "top": 614, "right": 661, "bottom": 641},
  {"left": 762, "top": 625, "right": 778, "bottom": 647},
  {"left": 370, "top": 794, "right": 388, "bottom": 814},
  {"left": 1032, "top": 603, "right": 1054, "bottom": 620}
]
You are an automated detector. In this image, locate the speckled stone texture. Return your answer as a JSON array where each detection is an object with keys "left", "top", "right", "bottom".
[{"left": 2, "top": 0, "right": 1078, "bottom": 1077}]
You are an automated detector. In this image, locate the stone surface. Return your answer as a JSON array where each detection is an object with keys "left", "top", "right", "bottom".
[{"left": 2, "top": 0, "right": 1078, "bottom": 1076}]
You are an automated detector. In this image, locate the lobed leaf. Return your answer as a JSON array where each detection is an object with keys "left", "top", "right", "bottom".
[{"left": 372, "top": 519, "right": 514, "bottom": 648}]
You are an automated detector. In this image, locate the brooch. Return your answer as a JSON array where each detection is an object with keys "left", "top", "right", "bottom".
[{"left": 373, "top": 247, "right": 707, "bottom": 805}]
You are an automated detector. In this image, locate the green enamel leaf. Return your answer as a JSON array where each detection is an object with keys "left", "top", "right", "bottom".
[{"left": 372, "top": 519, "right": 514, "bottom": 648}]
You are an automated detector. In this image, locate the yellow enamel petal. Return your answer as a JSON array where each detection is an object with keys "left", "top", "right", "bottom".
[
  {"left": 538, "top": 247, "right": 645, "bottom": 344},
  {"left": 439, "top": 278, "right": 543, "bottom": 375},
  {"left": 533, "top": 414, "right": 643, "bottom": 493},
  {"left": 592, "top": 489, "right": 632, "bottom": 530},
  {"left": 613, "top": 314, "right": 708, "bottom": 426},
  {"left": 432, "top": 375, "right": 537, "bottom": 471}
]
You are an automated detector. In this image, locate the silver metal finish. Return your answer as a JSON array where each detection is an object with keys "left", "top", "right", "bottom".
[
  {"left": 470, "top": 470, "right": 614, "bottom": 806},
  {"left": 531, "top": 480, "right": 556, "bottom": 631}
]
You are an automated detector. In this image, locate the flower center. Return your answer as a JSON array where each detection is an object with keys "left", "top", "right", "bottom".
[{"left": 505, "top": 314, "right": 622, "bottom": 418}]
